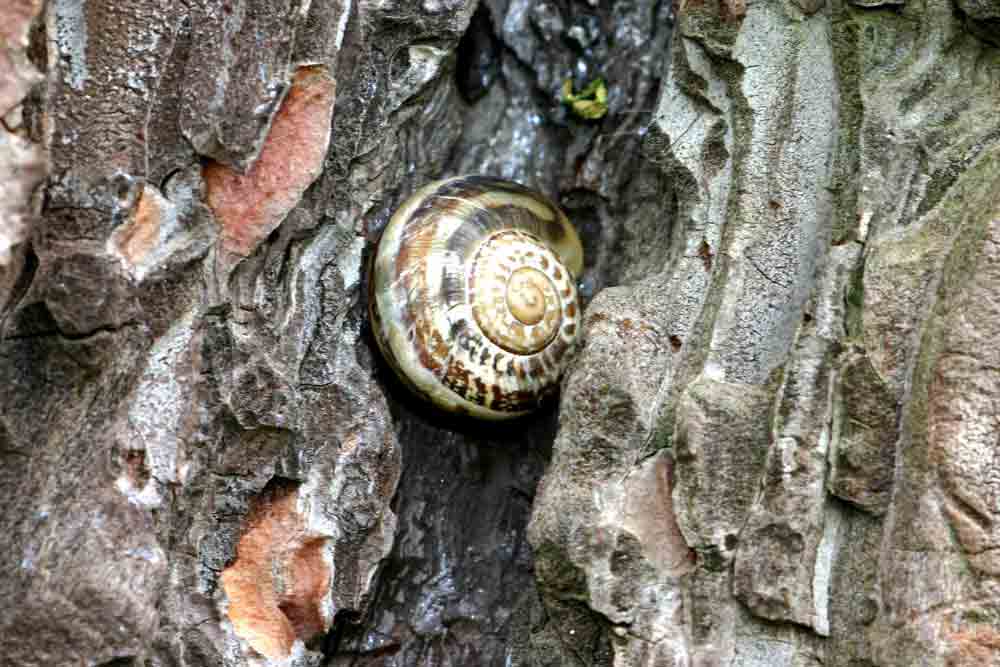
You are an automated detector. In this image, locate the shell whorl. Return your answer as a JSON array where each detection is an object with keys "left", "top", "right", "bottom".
[{"left": 369, "top": 175, "right": 583, "bottom": 420}]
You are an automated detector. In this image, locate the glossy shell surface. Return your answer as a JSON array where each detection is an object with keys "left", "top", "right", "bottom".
[{"left": 369, "top": 175, "right": 584, "bottom": 420}]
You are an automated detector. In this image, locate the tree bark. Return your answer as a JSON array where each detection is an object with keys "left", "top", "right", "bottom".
[{"left": 1, "top": 0, "right": 998, "bottom": 666}]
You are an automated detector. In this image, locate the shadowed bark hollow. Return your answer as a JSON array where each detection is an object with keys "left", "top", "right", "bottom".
[{"left": 1, "top": 0, "right": 998, "bottom": 666}]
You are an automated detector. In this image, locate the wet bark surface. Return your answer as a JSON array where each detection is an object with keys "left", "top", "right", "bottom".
[{"left": 1, "top": 0, "right": 999, "bottom": 666}]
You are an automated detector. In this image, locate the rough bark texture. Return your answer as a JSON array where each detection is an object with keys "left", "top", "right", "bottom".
[{"left": 0, "top": 0, "right": 998, "bottom": 666}]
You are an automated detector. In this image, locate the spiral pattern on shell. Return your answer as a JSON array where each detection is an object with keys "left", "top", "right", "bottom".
[{"left": 369, "top": 175, "right": 584, "bottom": 420}]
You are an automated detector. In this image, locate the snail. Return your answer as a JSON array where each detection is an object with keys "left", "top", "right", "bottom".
[{"left": 368, "top": 175, "right": 584, "bottom": 420}]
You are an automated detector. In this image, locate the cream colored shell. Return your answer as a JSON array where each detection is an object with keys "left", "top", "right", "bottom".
[{"left": 368, "top": 175, "right": 584, "bottom": 420}]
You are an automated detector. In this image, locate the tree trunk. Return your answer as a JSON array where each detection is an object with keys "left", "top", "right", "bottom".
[{"left": 1, "top": 0, "right": 998, "bottom": 665}]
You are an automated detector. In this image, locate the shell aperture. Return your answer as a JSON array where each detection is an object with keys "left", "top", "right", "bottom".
[{"left": 369, "top": 175, "right": 584, "bottom": 420}]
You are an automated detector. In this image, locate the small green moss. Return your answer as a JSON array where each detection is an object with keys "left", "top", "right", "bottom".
[
  {"left": 844, "top": 262, "right": 866, "bottom": 339},
  {"left": 695, "top": 545, "right": 728, "bottom": 572},
  {"left": 561, "top": 78, "right": 608, "bottom": 120}
]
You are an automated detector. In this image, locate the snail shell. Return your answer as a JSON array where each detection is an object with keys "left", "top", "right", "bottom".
[{"left": 369, "top": 175, "right": 584, "bottom": 420}]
